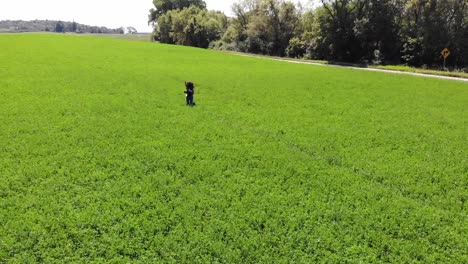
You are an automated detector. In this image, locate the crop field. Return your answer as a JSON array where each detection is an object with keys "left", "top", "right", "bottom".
[
  {"left": 0, "top": 34, "right": 467, "bottom": 263},
  {"left": 81, "top": 33, "right": 153, "bottom": 42}
]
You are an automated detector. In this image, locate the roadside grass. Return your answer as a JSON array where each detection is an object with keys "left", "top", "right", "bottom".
[
  {"left": 223, "top": 51, "right": 468, "bottom": 79},
  {"left": 0, "top": 34, "right": 467, "bottom": 263},
  {"left": 373, "top": 64, "right": 468, "bottom": 79}
]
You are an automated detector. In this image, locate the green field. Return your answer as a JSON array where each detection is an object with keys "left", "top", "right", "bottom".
[
  {"left": 0, "top": 34, "right": 467, "bottom": 263},
  {"left": 82, "top": 33, "right": 153, "bottom": 42}
]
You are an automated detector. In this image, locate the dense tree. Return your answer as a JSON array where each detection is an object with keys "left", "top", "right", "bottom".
[
  {"left": 216, "top": 0, "right": 299, "bottom": 55},
  {"left": 148, "top": 0, "right": 207, "bottom": 25},
  {"left": 316, "top": 0, "right": 368, "bottom": 62},
  {"left": 400, "top": 0, "right": 468, "bottom": 67},
  {"left": 156, "top": 6, "right": 228, "bottom": 48},
  {"left": 216, "top": 0, "right": 261, "bottom": 50},
  {"left": 71, "top": 21, "right": 77, "bottom": 32},
  {"left": 0, "top": 20, "right": 123, "bottom": 34},
  {"left": 55, "top": 21, "right": 65, "bottom": 33},
  {"left": 148, "top": 0, "right": 467, "bottom": 68},
  {"left": 353, "top": 0, "right": 403, "bottom": 64}
]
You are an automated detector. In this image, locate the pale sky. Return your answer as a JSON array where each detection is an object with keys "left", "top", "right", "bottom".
[{"left": 0, "top": 0, "right": 311, "bottom": 33}]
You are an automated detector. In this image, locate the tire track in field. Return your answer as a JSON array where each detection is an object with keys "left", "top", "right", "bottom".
[{"left": 196, "top": 102, "right": 463, "bottom": 218}]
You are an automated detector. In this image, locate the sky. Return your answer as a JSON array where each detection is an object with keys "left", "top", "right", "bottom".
[{"left": 0, "top": 0, "right": 311, "bottom": 33}]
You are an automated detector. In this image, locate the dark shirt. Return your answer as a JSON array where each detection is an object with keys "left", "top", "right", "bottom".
[{"left": 185, "top": 88, "right": 194, "bottom": 95}]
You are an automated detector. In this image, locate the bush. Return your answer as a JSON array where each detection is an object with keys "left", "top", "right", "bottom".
[
  {"left": 209, "top": 40, "right": 248, "bottom": 52},
  {"left": 286, "top": 37, "right": 306, "bottom": 58}
]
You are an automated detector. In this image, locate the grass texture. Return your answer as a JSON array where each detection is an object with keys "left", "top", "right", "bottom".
[{"left": 0, "top": 34, "right": 467, "bottom": 263}]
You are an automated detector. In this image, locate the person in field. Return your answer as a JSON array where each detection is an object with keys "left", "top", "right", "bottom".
[{"left": 184, "top": 81, "right": 195, "bottom": 106}]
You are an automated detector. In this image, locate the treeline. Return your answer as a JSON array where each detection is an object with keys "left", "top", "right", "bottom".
[
  {"left": 149, "top": 0, "right": 467, "bottom": 68},
  {"left": 0, "top": 20, "right": 124, "bottom": 34}
]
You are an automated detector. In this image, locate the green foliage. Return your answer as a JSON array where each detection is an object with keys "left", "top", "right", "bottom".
[
  {"left": 286, "top": 37, "right": 306, "bottom": 58},
  {"left": 152, "top": 0, "right": 467, "bottom": 68},
  {"left": 398, "top": 0, "right": 468, "bottom": 67},
  {"left": 0, "top": 34, "right": 467, "bottom": 263},
  {"left": 157, "top": 6, "right": 228, "bottom": 48},
  {"left": 209, "top": 40, "right": 247, "bottom": 52},
  {"left": 148, "top": 0, "right": 207, "bottom": 25},
  {"left": 229, "top": 0, "right": 300, "bottom": 56}
]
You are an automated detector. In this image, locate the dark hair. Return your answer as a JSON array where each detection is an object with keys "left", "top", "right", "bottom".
[{"left": 185, "top": 81, "right": 194, "bottom": 89}]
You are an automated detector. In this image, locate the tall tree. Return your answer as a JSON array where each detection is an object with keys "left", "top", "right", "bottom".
[
  {"left": 278, "top": 1, "right": 300, "bottom": 55},
  {"left": 55, "top": 21, "right": 65, "bottom": 33},
  {"left": 148, "top": 0, "right": 207, "bottom": 25},
  {"left": 156, "top": 6, "right": 228, "bottom": 48},
  {"left": 353, "top": 0, "right": 403, "bottom": 64},
  {"left": 228, "top": 0, "right": 300, "bottom": 55},
  {"left": 399, "top": 0, "right": 467, "bottom": 67},
  {"left": 319, "top": 0, "right": 368, "bottom": 62},
  {"left": 148, "top": 0, "right": 467, "bottom": 68}
]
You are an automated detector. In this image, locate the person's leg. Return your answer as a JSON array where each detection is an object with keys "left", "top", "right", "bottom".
[
  {"left": 186, "top": 95, "right": 190, "bottom": 105},
  {"left": 187, "top": 95, "right": 193, "bottom": 105}
]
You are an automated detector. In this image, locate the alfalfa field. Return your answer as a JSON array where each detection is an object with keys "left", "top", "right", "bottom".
[{"left": 0, "top": 34, "right": 467, "bottom": 263}]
